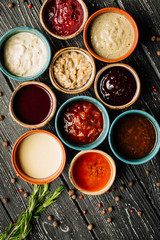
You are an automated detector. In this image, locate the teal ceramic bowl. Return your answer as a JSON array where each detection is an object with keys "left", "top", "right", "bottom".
[
  {"left": 0, "top": 27, "right": 51, "bottom": 81},
  {"left": 55, "top": 96, "right": 110, "bottom": 150},
  {"left": 108, "top": 110, "right": 160, "bottom": 165}
]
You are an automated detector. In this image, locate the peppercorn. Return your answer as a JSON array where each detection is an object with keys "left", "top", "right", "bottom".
[
  {"left": 3, "top": 141, "right": 9, "bottom": 147},
  {"left": 83, "top": 210, "right": 87, "bottom": 215},
  {"left": 18, "top": 189, "right": 23, "bottom": 193},
  {"left": 8, "top": 3, "right": 14, "bottom": 8},
  {"left": 130, "top": 209, "right": 134, "bottom": 213},
  {"left": 3, "top": 198, "right": 8, "bottom": 204},
  {"left": 115, "top": 196, "right": 120, "bottom": 202},
  {"left": 129, "top": 181, "right": 134, "bottom": 187},
  {"left": 107, "top": 190, "right": 110, "bottom": 193},
  {"left": 24, "top": 192, "right": 28, "bottom": 198},
  {"left": 146, "top": 170, "right": 150, "bottom": 175},
  {"left": 0, "top": 115, "right": 4, "bottom": 121},
  {"left": 156, "top": 36, "right": 160, "bottom": 42},
  {"left": 79, "top": 195, "right": 83, "bottom": 199},
  {"left": 48, "top": 216, "right": 52, "bottom": 221},
  {"left": 0, "top": 92, "right": 3, "bottom": 96},
  {"left": 11, "top": 178, "right": 16, "bottom": 184},
  {"left": 28, "top": 4, "right": 32, "bottom": 8},
  {"left": 137, "top": 211, "right": 142, "bottom": 216},
  {"left": 98, "top": 203, "right": 102, "bottom": 208},
  {"left": 102, "top": 210, "right": 106, "bottom": 214},
  {"left": 111, "top": 188, "right": 115, "bottom": 192},
  {"left": 88, "top": 224, "right": 93, "bottom": 230},
  {"left": 151, "top": 36, "right": 156, "bottom": 41},
  {"left": 120, "top": 185, "right": 125, "bottom": 191},
  {"left": 157, "top": 51, "right": 160, "bottom": 56},
  {"left": 107, "top": 217, "right": 112, "bottom": 223},
  {"left": 71, "top": 194, "right": 77, "bottom": 200},
  {"left": 52, "top": 220, "right": 58, "bottom": 228},
  {"left": 156, "top": 182, "right": 160, "bottom": 187},
  {"left": 68, "top": 189, "right": 74, "bottom": 196},
  {"left": 108, "top": 206, "right": 113, "bottom": 212}
]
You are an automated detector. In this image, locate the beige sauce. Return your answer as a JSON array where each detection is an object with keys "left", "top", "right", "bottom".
[
  {"left": 17, "top": 133, "right": 62, "bottom": 178},
  {"left": 90, "top": 13, "right": 134, "bottom": 59}
]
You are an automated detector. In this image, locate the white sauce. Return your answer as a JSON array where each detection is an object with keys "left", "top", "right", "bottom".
[
  {"left": 90, "top": 13, "right": 135, "bottom": 59},
  {"left": 17, "top": 133, "right": 62, "bottom": 178},
  {"left": 3, "top": 32, "right": 48, "bottom": 77}
]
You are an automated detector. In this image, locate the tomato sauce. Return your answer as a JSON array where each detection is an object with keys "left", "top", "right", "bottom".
[
  {"left": 43, "top": 0, "right": 84, "bottom": 36},
  {"left": 62, "top": 101, "right": 103, "bottom": 144},
  {"left": 72, "top": 152, "right": 112, "bottom": 192},
  {"left": 113, "top": 114, "right": 156, "bottom": 159}
]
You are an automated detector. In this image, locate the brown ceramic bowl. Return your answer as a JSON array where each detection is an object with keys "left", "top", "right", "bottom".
[
  {"left": 49, "top": 47, "right": 96, "bottom": 94},
  {"left": 9, "top": 81, "right": 57, "bottom": 128},
  {"left": 83, "top": 8, "right": 139, "bottom": 62},
  {"left": 94, "top": 63, "right": 141, "bottom": 110},
  {"left": 40, "top": 0, "right": 88, "bottom": 40}
]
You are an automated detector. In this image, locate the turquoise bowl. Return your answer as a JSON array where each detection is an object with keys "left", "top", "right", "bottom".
[
  {"left": 55, "top": 96, "right": 110, "bottom": 150},
  {"left": 0, "top": 27, "right": 51, "bottom": 81},
  {"left": 108, "top": 110, "right": 160, "bottom": 165}
]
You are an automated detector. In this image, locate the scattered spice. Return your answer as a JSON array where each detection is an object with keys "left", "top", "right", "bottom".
[
  {"left": 137, "top": 211, "right": 142, "bottom": 216},
  {"left": 88, "top": 224, "right": 93, "bottom": 230},
  {"left": 13, "top": 222, "right": 16, "bottom": 225},
  {"left": 102, "top": 210, "right": 106, "bottom": 214},
  {"left": 156, "top": 37, "right": 160, "bottom": 42},
  {"left": 108, "top": 206, "right": 113, "bottom": 212},
  {"left": 3, "top": 198, "right": 8, "bottom": 204},
  {"left": 98, "top": 203, "right": 102, "bottom": 208},
  {"left": 111, "top": 188, "right": 115, "bottom": 192},
  {"left": 18, "top": 189, "right": 23, "bottom": 193},
  {"left": 146, "top": 170, "right": 150, "bottom": 175},
  {"left": 3, "top": 141, "right": 9, "bottom": 147},
  {"left": 48, "top": 216, "right": 52, "bottom": 221},
  {"left": 21, "top": 0, "right": 25, "bottom": 2},
  {"left": 107, "top": 190, "right": 110, "bottom": 193},
  {"left": 8, "top": 3, "right": 14, "bottom": 8},
  {"left": 120, "top": 185, "right": 125, "bottom": 191},
  {"left": 151, "top": 36, "right": 156, "bottom": 41},
  {"left": 157, "top": 50, "right": 160, "bottom": 56},
  {"left": 107, "top": 217, "right": 112, "bottom": 223},
  {"left": 115, "top": 196, "right": 120, "bottom": 202},
  {"left": 11, "top": 178, "right": 16, "bottom": 184},
  {"left": 156, "top": 182, "right": 160, "bottom": 187},
  {"left": 129, "top": 181, "right": 134, "bottom": 187},
  {"left": 52, "top": 220, "right": 59, "bottom": 228},
  {"left": 141, "top": 108, "right": 147, "bottom": 112},
  {"left": 83, "top": 210, "right": 87, "bottom": 215},
  {"left": 130, "top": 209, "right": 134, "bottom": 213},
  {"left": 68, "top": 189, "right": 74, "bottom": 196},
  {"left": 0, "top": 115, "right": 4, "bottom": 121},
  {"left": 28, "top": 4, "right": 32, "bottom": 8},
  {"left": 71, "top": 194, "right": 77, "bottom": 200},
  {"left": 153, "top": 88, "right": 157, "bottom": 92},
  {"left": 0, "top": 92, "right": 3, "bottom": 96},
  {"left": 79, "top": 195, "right": 83, "bottom": 199},
  {"left": 24, "top": 193, "right": 29, "bottom": 198}
]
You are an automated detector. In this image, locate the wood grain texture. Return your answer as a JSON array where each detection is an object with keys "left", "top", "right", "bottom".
[{"left": 0, "top": 0, "right": 160, "bottom": 239}]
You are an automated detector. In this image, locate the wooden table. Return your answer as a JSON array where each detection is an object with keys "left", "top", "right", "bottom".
[{"left": 0, "top": 0, "right": 160, "bottom": 239}]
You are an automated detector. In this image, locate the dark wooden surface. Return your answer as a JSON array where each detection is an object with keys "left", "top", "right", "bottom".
[{"left": 0, "top": 0, "right": 160, "bottom": 239}]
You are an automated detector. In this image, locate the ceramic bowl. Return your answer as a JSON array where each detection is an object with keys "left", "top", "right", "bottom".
[
  {"left": 12, "top": 130, "right": 66, "bottom": 184},
  {"left": 108, "top": 110, "right": 160, "bottom": 165},
  {"left": 94, "top": 63, "right": 141, "bottom": 109},
  {"left": 0, "top": 27, "right": 51, "bottom": 81},
  {"left": 83, "top": 8, "right": 139, "bottom": 62},
  {"left": 55, "top": 96, "right": 110, "bottom": 150},
  {"left": 69, "top": 150, "right": 116, "bottom": 195},
  {"left": 40, "top": 0, "right": 88, "bottom": 40},
  {"left": 49, "top": 47, "right": 96, "bottom": 94},
  {"left": 9, "top": 81, "right": 56, "bottom": 128}
]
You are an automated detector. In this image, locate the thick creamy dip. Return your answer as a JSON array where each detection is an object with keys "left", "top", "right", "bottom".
[
  {"left": 17, "top": 133, "right": 62, "bottom": 178},
  {"left": 3, "top": 32, "right": 47, "bottom": 77},
  {"left": 90, "top": 13, "right": 135, "bottom": 59}
]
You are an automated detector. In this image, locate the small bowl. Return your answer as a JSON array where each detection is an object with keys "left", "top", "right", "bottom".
[
  {"left": 9, "top": 81, "right": 56, "bottom": 128},
  {"left": 0, "top": 27, "right": 51, "bottom": 81},
  {"left": 55, "top": 96, "right": 110, "bottom": 150},
  {"left": 108, "top": 110, "right": 160, "bottom": 165},
  {"left": 40, "top": 0, "right": 88, "bottom": 40},
  {"left": 49, "top": 47, "right": 96, "bottom": 94},
  {"left": 69, "top": 150, "right": 116, "bottom": 195},
  {"left": 83, "top": 8, "right": 139, "bottom": 62},
  {"left": 94, "top": 63, "right": 141, "bottom": 109},
  {"left": 12, "top": 130, "right": 66, "bottom": 184}
]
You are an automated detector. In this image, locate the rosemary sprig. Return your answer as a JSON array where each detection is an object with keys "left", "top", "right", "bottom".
[{"left": 0, "top": 184, "right": 64, "bottom": 240}]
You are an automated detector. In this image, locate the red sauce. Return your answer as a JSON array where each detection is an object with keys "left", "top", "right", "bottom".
[
  {"left": 62, "top": 101, "right": 103, "bottom": 144},
  {"left": 43, "top": 0, "right": 84, "bottom": 36},
  {"left": 72, "top": 152, "right": 112, "bottom": 192}
]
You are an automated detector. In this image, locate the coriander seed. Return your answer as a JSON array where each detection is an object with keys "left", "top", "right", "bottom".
[
  {"left": 3, "top": 198, "right": 8, "bottom": 204},
  {"left": 107, "top": 217, "right": 112, "bottom": 223},
  {"left": 129, "top": 181, "right": 134, "bottom": 187},
  {"left": 72, "top": 194, "right": 77, "bottom": 200},
  {"left": 0, "top": 92, "right": 3, "bottom": 96},
  {"left": 151, "top": 36, "right": 156, "bottom": 41},
  {"left": 68, "top": 189, "right": 74, "bottom": 196},
  {"left": 3, "top": 141, "right": 9, "bottom": 147},
  {"left": 138, "top": 211, "right": 142, "bottom": 216},
  {"left": 52, "top": 220, "right": 58, "bottom": 228},
  {"left": 88, "top": 224, "right": 93, "bottom": 230},
  {"left": 11, "top": 178, "right": 16, "bottom": 184},
  {"left": 24, "top": 193, "right": 28, "bottom": 198},
  {"left": 157, "top": 50, "right": 160, "bottom": 56},
  {"left": 8, "top": 2, "right": 14, "bottom": 8},
  {"left": 48, "top": 216, "right": 52, "bottom": 221},
  {"left": 120, "top": 185, "right": 125, "bottom": 190},
  {"left": 115, "top": 196, "right": 120, "bottom": 202},
  {"left": 108, "top": 206, "right": 113, "bottom": 212},
  {"left": 156, "top": 182, "right": 160, "bottom": 187},
  {"left": 0, "top": 115, "right": 4, "bottom": 121}
]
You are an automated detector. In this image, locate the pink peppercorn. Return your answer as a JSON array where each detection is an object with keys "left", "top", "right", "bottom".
[
  {"left": 102, "top": 210, "right": 106, "bottom": 214},
  {"left": 28, "top": 4, "right": 32, "bottom": 8},
  {"left": 18, "top": 189, "right": 23, "bottom": 193},
  {"left": 79, "top": 195, "right": 83, "bottom": 199},
  {"left": 130, "top": 209, "right": 134, "bottom": 213},
  {"left": 98, "top": 203, "right": 102, "bottom": 208},
  {"left": 112, "top": 188, "right": 115, "bottom": 192}
]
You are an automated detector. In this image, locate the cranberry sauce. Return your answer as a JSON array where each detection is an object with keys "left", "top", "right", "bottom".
[
  {"left": 13, "top": 84, "right": 52, "bottom": 125},
  {"left": 43, "top": 0, "right": 84, "bottom": 36},
  {"left": 98, "top": 66, "right": 137, "bottom": 106}
]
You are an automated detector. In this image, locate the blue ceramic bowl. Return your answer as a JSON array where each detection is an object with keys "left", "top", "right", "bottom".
[
  {"left": 55, "top": 96, "right": 110, "bottom": 150},
  {"left": 0, "top": 27, "right": 51, "bottom": 81},
  {"left": 108, "top": 110, "right": 160, "bottom": 165}
]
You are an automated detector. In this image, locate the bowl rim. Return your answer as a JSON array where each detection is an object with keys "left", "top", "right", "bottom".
[
  {"left": 55, "top": 96, "right": 110, "bottom": 150},
  {"left": 108, "top": 110, "right": 160, "bottom": 165},
  {"left": 94, "top": 63, "right": 141, "bottom": 109},
  {"left": 12, "top": 130, "right": 66, "bottom": 184},
  {"left": 9, "top": 81, "right": 57, "bottom": 128},
  {"left": 68, "top": 149, "right": 116, "bottom": 195},
  {"left": 83, "top": 7, "right": 139, "bottom": 63},
  {"left": 49, "top": 47, "right": 96, "bottom": 94},
  {"left": 0, "top": 27, "right": 51, "bottom": 81},
  {"left": 40, "top": 0, "right": 88, "bottom": 40}
]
